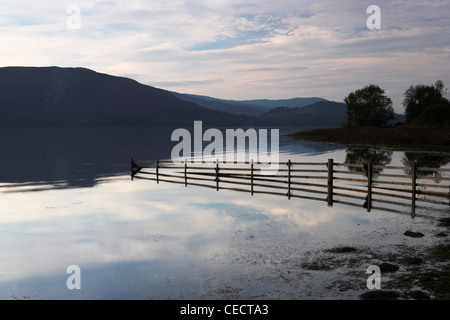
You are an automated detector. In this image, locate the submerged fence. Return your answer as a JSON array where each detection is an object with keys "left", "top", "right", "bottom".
[{"left": 131, "top": 158, "right": 450, "bottom": 217}]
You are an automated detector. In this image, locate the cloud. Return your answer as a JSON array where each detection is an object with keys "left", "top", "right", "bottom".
[
  {"left": 0, "top": 0, "right": 449, "bottom": 112},
  {"left": 152, "top": 78, "right": 224, "bottom": 87}
]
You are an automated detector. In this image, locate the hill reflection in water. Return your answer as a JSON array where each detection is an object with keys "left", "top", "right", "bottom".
[
  {"left": 0, "top": 127, "right": 344, "bottom": 190},
  {"left": 1, "top": 127, "right": 449, "bottom": 300}
]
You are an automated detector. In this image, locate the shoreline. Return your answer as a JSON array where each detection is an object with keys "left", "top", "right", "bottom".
[{"left": 288, "top": 125, "right": 450, "bottom": 153}]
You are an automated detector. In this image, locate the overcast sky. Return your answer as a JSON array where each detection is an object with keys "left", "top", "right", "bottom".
[{"left": 1, "top": 0, "right": 450, "bottom": 113}]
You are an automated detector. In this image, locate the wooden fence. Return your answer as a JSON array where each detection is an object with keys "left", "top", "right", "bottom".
[{"left": 131, "top": 158, "right": 450, "bottom": 217}]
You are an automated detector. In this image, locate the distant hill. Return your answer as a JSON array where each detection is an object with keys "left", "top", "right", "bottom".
[
  {"left": 0, "top": 66, "right": 255, "bottom": 127},
  {"left": 257, "top": 101, "right": 405, "bottom": 127},
  {"left": 173, "top": 93, "right": 329, "bottom": 116},
  {"left": 171, "top": 92, "right": 264, "bottom": 116},
  {"left": 258, "top": 101, "right": 348, "bottom": 127},
  {"left": 1, "top": 66, "right": 402, "bottom": 129},
  {"left": 241, "top": 97, "right": 328, "bottom": 111}
]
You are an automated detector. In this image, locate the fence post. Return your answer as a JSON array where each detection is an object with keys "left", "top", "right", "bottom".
[
  {"left": 411, "top": 164, "right": 416, "bottom": 217},
  {"left": 130, "top": 158, "right": 134, "bottom": 181},
  {"left": 251, "top": 160, "right": 254, "bottom": 196},
  {"left": 184, "top": 161, "right": 188, "bottom": 187},
  {"left": 366, "top": 161, "right": 372, "bottom": 212},
  {"left": 215, "top": 161, "right": 219, "bottom": 191},
  {"left": 327, "top": 159, "right": 334, "bottom": 206},
  {"left": 287, "top": 160, "right": 291, "bottom": 200},
  {"left": 156, "top": 159, "right": 160, "bottom": 184}
]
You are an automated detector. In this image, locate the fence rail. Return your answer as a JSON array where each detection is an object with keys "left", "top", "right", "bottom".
[{"left": 131, "top": 158, "right": 450, "bottom": 217}]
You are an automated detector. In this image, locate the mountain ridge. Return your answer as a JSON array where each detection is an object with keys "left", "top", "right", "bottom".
[
  {"left": 172, "top": 92, "right": 330, "bottom": 116},
  {"left": 171, "top": 92, "right": 265, "bottom": 116},
  {"left": 0, "top": 66, "right": 381, "bottom": 128},
  {"left": 258, "top": 101, "right": 348, "bottom": 127},
  {"left": 0, "top": 66, "right": 256, "bottom": 127}
]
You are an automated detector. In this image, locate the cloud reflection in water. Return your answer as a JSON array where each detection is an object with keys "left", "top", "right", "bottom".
[{"left": 1, "top": 146, "right": 449, "bottom": 299}]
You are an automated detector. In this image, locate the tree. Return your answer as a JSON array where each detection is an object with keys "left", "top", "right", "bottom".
[
  {"left": 402, "top": 80, "right": 449, "bottom": 123},
  {"left": 344, "top": 84, "right": 394, "bottom": 127},
  {"left": 415, "top": 103, "right": 450, "bottom": 128}
]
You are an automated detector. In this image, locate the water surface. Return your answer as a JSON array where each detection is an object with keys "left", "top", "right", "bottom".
[{"left": 0, "top": 127, "right": 448, "bottom": 299}]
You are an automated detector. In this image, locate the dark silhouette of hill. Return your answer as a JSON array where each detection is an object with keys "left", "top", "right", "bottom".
[
  {"left": 1, "top": 66, "right": 389, "bottom": 128},
  {"left": 171, "top": 92, "right": 265, "bottom": 116},
  {"left": 173, "top": 93, "right": 329, "bottom": 116},
  {"left": 258, "top": 101, "right": 348, "bottom": 127},
  {"left": 0, "top": 66, "right": 255, "bottom": 127},
  {"left": 242, "top": 97, "right": 327, "bottom": 111}
]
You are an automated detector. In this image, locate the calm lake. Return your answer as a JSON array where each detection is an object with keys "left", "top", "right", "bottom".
[{"left": 0, "top": 127, "right": 449, "bottom": 300}]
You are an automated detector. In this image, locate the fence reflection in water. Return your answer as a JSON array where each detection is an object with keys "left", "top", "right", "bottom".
[{"left": 131, "top": 158, "right": 450, "bottom": 217}]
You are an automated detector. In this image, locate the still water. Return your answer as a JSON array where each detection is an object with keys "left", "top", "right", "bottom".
[{"left": 0, "top": 127, "right": 449, "bottom": 299}]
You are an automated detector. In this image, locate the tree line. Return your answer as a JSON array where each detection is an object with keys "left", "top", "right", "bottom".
[{"left": 344, "top": 80, "right": 449, "bottom": 128}]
